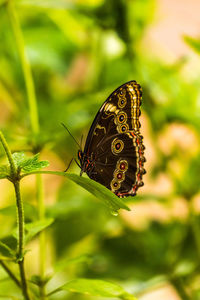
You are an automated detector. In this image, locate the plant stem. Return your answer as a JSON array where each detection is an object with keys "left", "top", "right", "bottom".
[
  {"left": 6, "top": 0, "right": 39, "bottom": 136},
  {"left": 0, "top": 260, "right": 21, "bottom": 287},
  {"left": 6, "top": 2, "right": 47, "bottom": 297},
  {"left": 170, "top": 278, "right": 190, "bottom": 300},
  {"left": 0, "top": 131, "right": 16, "bottom": 176},
  {"left": 14, "top": 180, "right": 31, "bottom": 300},
  {"left": 0, "top": 131, "right": 31, "bottom": 299},
  {"left": 14, "top": 181, "right": 24, "bottom": 260}
]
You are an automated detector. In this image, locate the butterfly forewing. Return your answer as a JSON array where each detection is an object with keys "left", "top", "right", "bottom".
[{"left": 79, "top": 80, "right": 145, "bottom": 198}]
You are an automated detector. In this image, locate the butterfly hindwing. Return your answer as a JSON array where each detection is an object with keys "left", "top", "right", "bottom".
[{"left": 78, "top": 80, "right": 145, "bottom": 198}]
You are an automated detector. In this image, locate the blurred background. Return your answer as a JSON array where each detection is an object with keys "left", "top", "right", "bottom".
[{"left": 0, "top": 0, "right": 200, "bottom": 299}]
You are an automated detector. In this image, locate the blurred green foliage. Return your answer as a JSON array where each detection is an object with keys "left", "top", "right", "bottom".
[{"left": 0, "top": 0, "right": 200, "bottom": 299}]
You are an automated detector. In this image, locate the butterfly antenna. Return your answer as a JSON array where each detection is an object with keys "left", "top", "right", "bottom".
[
  {"left": 64, "top": 158, "right": 74, "bottom": 172},
  {"left": 75, "top": 158, "right": 83, "bottom": 176},
  {"left": 61, "top": 123, "right": 81, "bottom": 149},
  {"left": 75, "top": 159, "right": 81, "bottom": 168}
]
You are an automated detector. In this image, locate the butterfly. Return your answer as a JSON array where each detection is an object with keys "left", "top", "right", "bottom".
[{"left": 77, "top": 80, "right": 146, "bottom": 198}]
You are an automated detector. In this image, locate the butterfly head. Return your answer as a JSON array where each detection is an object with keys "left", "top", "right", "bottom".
[
  {"left": 77, "top": 150, "right": 85, "bottom": 175},
  {"left": 77, "top": 150, "right": 94, "bottom": 176}
]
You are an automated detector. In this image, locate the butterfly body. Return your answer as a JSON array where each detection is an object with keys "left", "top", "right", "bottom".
[{"left": 78, "top": 80, "right": 146, "bottom": 198}]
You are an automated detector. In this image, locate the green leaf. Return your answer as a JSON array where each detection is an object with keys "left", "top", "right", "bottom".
[
  {"left": 12, "top": 218, "right": 54, "bottom": 244},
  {"left": 17, "top": 0, "right": 103, "bottom": 9},
  {"left": 30, "top": 274, "right": 52, "bottom": 286},
  {"left": 0, "top": 203, "right": 38, "bottom": 220},
  {"left": 66, "top": 174, "right": 130, "bottom": 213},
  {"left": 22, "top": 171, "right": 130, "bottom": 213},
  {"left": 184, "top": 35, "right": 200, "bottom": 54},
  {"left": 0, "top": 165, "right": 10, "bottom": 179},
  {"left": 24, "top": 218, "right": 54, "bottom": 243},
  {"left": 0, "top": 241, "right": 15, "bottom": 260},
  {"left": 0, "top": 205, "right": 16, "bottom": 216},
  {"left": 21, "top": 154, "right": 49, "bottom": 172},
  {"left": 12, "top": 152, "right": 26, "bottom": 167},
  {"left": 17, "top": 0, "right": 74, "bottom": 9},
  {"left": 61, "top": 278, "right": 137, "bottom": 299},
  {"left": 55, "top": 254, "right": 91, "bottom": 272},
  {"left": 12, "top": 152, "right": 49, "bottom": 173},
  {"left": 21, "top": 170, "right": 130, "bottom": 213},
  {"left": 173, "top": 260, "right": 196, "bottom": 277}
]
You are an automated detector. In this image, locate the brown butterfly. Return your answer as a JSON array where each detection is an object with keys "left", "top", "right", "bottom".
[{"left": 77, "top": 81, "right": 146, "bottom": 198}]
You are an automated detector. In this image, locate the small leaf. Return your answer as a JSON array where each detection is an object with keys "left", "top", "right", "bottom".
[
  {"left": 0, "top": 241, "right": 15, "bottom": 260},
  {"left": 30, "top": 274, "right": 52, "bottom": 286},
  {"left": 61, "top": 278, "right": 137, "bottom": 299},
  {"left": 21, "top": 154, "right": 49, "bottom": 172},
  {"left": 12, "top": 152, "right": 49, "bottom": 173},
  {"left": 24, "top": 218, "right": 54, "bottom": 243},
  {"left": 0, "top": 236, "right": 17, "bottom": 255},
  {"left": 0, "top": 203, "right": 38, "bottom": 220},
  {"left": 17, "top": 0, "right": 74, "bottom": 9},
  {"left": 0, "top": 205, "right": 16, "bottom": 216},
  {"left": 12, "top": 152, "right": 26, "bottom": 167},
  {"left": 17, "top": 0, "right": 103, "bottom": 9},
  {"left": 12, "top": 218, "right": 54, "bottom": 244},
  {"left": 0, "top": 165, "right": 10, "bottom": 179},
  {"left": 173, "top": 260, "right": 196, "bottom": 277},
  {"left": 55, "top": 254, "right": 91, "bottom": 272},
  {"left": 66, "top": 174, "right": 130, "bottom": 213},
  {"left": 184, "top": 35, "right": 200, "bottom": 54}
]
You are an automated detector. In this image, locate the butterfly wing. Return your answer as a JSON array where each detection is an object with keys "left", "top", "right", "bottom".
[{"left": 80, "top": 80, "right": 145, "bottom": 198}]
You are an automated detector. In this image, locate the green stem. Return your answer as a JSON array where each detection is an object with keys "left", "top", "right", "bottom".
[
  {"left": 19, "top": 260, "right": 31, "bottom": 300},
  {"left": 14, "top": 180, "right": 31, "bottom": 300},
  {"left": 0, "top": 260, "right": 21, "bottom": 287},
  {"left": 0, "top": 131, "right": 31, "bottom": 300},
  {"left": 6, "top": 0, "right": 39, "bottom": 136},
  {"left": 14, "top": 181, "right": 24, "bottom": 260},
  {"left": 6, "top": 2, "right": 47, "bottom": 297},
  {"left": 0, "top": 131, "right": 16, "bottom": 176},
  {"left": 170, "top": 278, "right": 190, "bottom": 300}
]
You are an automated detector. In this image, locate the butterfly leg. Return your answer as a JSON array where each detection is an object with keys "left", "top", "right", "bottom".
[{"left": 64, "top": 158, "right": 74, "bottom": 172}]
